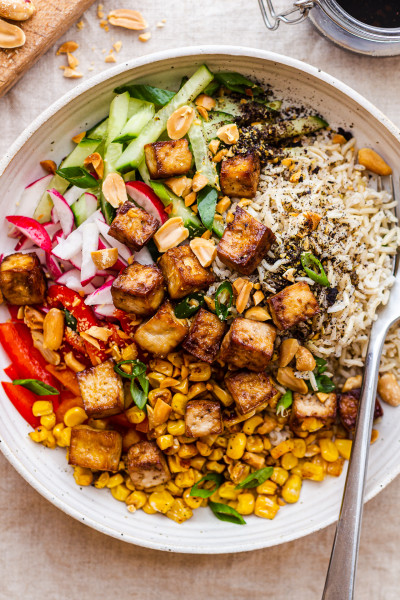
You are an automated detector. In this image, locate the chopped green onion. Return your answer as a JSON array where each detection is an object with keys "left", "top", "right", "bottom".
[
  {"left": 64, "top": 309, "right": 77, "bottom": 331},
  {"left": 300, "top": 252, "right": 330, "bottom": 287},
  {"left": 56, "top": 166, "right": 98, "bottom": 189},
  {"left": 214, "top": 281, "right": 233, "bottom": 321},
  {"left": 315, "top": 357, "right": 327, "bottom": 374},
  {"left": 12, "top": 379, "right": 59, "bottom": 396},
  {"left": 209, "top": 501, "right": 246, "bottom": 525},
  {"left": 235, "top": 467, "right": 274, "bottom": 489},
  {"left": 276, "top": 390, "right": 293, "bottom": 416},
  {"left": 114, "top": 360, "right": 149, "bottom": 410},
  {"left": 309, "top": 374, "right": 335, "bottom": 394},
  {"left": 174, "top": 292, "right": 205, "bottom": 319},
  {"left": 190, "top": 473, "right": 224, "bottom": 498}
]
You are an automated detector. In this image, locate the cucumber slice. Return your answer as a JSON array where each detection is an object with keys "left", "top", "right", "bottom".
[
  {"left": 71, "top": 192, "right": 98, "bottom": 226},
  {"left": 188, "top": 111, "right": 219, "bottom": 190},
  {"left": 116, "top": 65, "right": 214, "bottom": 172},
  {"left": 264, "top": 116, "right": 328, "bottom": 142},
  {"left": 114, "top": 100, "right": 155, "bottom": 142},
  {"left": 87, "top": 118, "right": 109, "bottom": 139},
  {"left": 104, "top": 92, "right": 130, "bottom": 176},
  {"left": 34, "top": 138, "right": 102, "bottom": 222},
  {"left": 214, "top": 97, "right": 281, "bottom": 120},
  {"left": 202, "top": 110, "right": 234, "bottom": 142},
  {"left": 150, "top": 182, "right": 205, "bottom": 238}
]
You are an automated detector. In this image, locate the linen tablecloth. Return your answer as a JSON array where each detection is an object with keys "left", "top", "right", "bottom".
[{"left": 1, "top": 2, "right": 399, "bottom": 598}]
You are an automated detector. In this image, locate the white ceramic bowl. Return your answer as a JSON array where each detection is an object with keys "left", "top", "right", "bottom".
[{"left": 1, "top": 46, "right": 400, "bottom": 554}]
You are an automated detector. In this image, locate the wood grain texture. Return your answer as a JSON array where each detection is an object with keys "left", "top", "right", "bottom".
[{"left": 0, "top": 0, "right": 96, "bottom": 98}]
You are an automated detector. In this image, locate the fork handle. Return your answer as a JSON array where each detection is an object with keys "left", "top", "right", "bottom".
[{"left": 321, "top": 323, "right": 389, "bottom": 600}]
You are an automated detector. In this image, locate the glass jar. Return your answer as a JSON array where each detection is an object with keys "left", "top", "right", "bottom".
[{"left": 258, "top": 0, "right": 400, "bottom": 56}]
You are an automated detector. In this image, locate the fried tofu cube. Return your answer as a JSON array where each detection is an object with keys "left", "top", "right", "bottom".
[
  {"left": 339, "top": 388, "right": 383, "bottom": 432},
  {"left": 225, "top": 371, "right": 277, "bottom": 415},
  {"left": 292, "top": 392, "right": 337, "bottom": 431},
  {"left": 127, "top": 440, "right": 171, "bottom": 488},
  {"left": 185, "top": 398, "right": 222, "bottom": 437},
  {"left": 219, "top": 317, "right": 276, "bottom": 371},
  {"left": 144, "top": 139, "right": 193, "bottom": 179},
  {"left": 159, "top": 245, "right": 214, "bottom": 300},
  {"left": 0, "top": 252, "right": 46, "bottom": 305},
  {"left": 69, "top": 426, "right": 122, "bottom": 472},
  {"left": 134, "top": 300, "right": 188, "bottom": 357},
  {"left": 182, "top": 308, "right": 226, "bottom": 363},
  {"left": 111, "top": 261, "right": 165, "bottom": 316},
  {"left": 108, "top": 201, "right": 158, "bottom": 251},
  {"left": 216, "top": 207, "right": 275, "bottom": 275},
  {"left": 77, "top": 359, "right": 124, "bottom": 418},
  {"left": 220, "top": 153, "right": 260, "bottom": 198},
  {"left": 267, "top": 282, "right": 320, "bottom": 331}
]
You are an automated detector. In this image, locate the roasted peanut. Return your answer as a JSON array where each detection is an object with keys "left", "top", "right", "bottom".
[
  {"left": 102, "top": 172, "right": 127, "bottom": 208},
  {"left": 167, "top": 106, "right": 195, "bottom": 140},
  {"left": 244, "top": 306, "right": 271, "bottom": 322},
  {"left": 378, "top": 373, "right": 400, "bottom": 407},
  {"left": 277, "top": 367, "right": 308, "bottom": 394},
  {"left": 217, "top": 123, "right": 239, "bottom": 145},
  {"left": 189, "top": 237, "right": 216, "bottom": 268},
  {"left": 342, "top": 375, "right": 362, "bottom": 393},
  {"left": 153, "top": 217, "right": 189, "bottom": 252},
  {"left": 0, "top": 0, "right": 35, "bottom": 20},
  {"left": 279, "top": 338, "right": 300, "bottom": 368},
  {"left": 43, "top": 308, "right": 65, "bottom": 351},
  {"left": 358, "top": 148, "right": 392, "bottom": 176},
  {"left": 108, "top": 9, "right": 148, "bottom": 30},
  {"left": 0, "top": 18, "right": 25, "bottom": 48},
  {"left": 295, "top": 346, "right": 316, "bottom": 372}
]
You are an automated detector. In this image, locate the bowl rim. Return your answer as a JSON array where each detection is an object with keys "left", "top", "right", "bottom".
[{"left": 1, "top": 44, "right": 400, "bottom": 553}]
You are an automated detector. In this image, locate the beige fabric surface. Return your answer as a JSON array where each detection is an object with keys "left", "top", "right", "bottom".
[{"left": 1, "top": 1, "right": 400, "bottom": 598}]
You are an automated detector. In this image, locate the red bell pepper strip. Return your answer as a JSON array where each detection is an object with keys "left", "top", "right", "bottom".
[
  {"left": 0, "top": 322, "right": 60, "bottom": 390},
  {"left": 2, "top": 381, "right": 41, "bottom": 429},
  {"left": 47, "top": 285, "right": 108, "bottom": 365},
  {"left": 46, "top": 365, "right": 81, "bottom": 396},
  {"left": 4, "top": 363, "right": 20, "bottom": 380},
  {"left": 114, "top": 309, "right": 138, "bottom": 338}
]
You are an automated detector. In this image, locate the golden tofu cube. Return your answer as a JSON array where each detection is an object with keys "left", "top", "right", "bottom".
[
  {"left": 144, "top": 139, "right": 193, "bottom": 179},
  {"left": 0, "top": 252, "right": 46, "bottom": 305},
  {"left": 185, "top": 398, "right": 222, "bottom": 438},
  {"left": 225, "top": 370, "right": 277, "bottom": 415},
  {"left": 127, "top": 440, "right": 171, "bottom": 488},
  {"left": 182, "top": 308, "right": 226, "bottom": 363},
  {"left": 292, "top": 393, "right": 337, "bottom": 430},
  {"left": 68, "top": 426, "right": 122, "bottom": 472},
  {"left": 216, "top": 207, "right": 275, "bottom": 275},
  {"left": 220, "top": 153, "right": 260, "bottom": 198},
  {"left": 134, "top": 300, "right": 188, "bottom": 357},
  {"left": 108, "top": 201, "right": 158, "bottom": 251},
  {"left": 111, "top": 261, "right": 165, "bottom": 316},
  {"left": 77, "top": 359, "right": 124, "bottom": 418},
  {"left": 219, "top": 317, "right": 276, "bottom": 371},
  {"left": 267, "top": 282, "right": 320, "bottom": 331},
  {"left": 159, "top": 245, "right": 214, "bottom": 299}
]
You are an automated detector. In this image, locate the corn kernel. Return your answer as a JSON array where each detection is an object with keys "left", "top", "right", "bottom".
[
  {"left": 32, "top": 400, "right": 53, "bottom": 417},
  {"left": 178, "top": 443, "right": 198, "bottom": 459},
  {"left": 245, "top": 435, "right": 264, "bottom": 453},
  {"left": 319, "top": 438, "right": 339, "bottom": 462},
  {"left": 106, "top": 473, "right": 124, "bottom": 488},
  {"left": 64, "top": 406, "right": 87, "bottom": 427},
  {"left": 292, "top": 438, "right": 307, "bottom": 458},
  {"left": 172, "top": 379, "right": 189, "bottom": 394},
  {"left": 219, "top": 481, "right": 240, "bottom": 500},
  {"left": 149, "top": 359, "right": 174, "bottom": 377},
  {"left": 175, "top": 469, "right": 196, "bottom": 488},
  {"left": 166, "top": 498, "right": 193, "bottom": 523},
  {"left": 215, "top": 436, "right": 228, "bottom": 448},
  {"left": 256, "top": 480, "right": 278, "bottom": 495},
  {"left": 52, "top": 422, "right": 65, "bottom": 443},
  {"left": 148, "top": 490, "right": 175, "bottom": 513},
  {"left": 165, "top": 480, "right": 182, "bottom": 496},
  {"left": 211, "top": 382, "right": 234, "bottom": 407},
  {"left": 254, "top": 495, "right": 280, "bottom": 519},
  {"left": 281, "top": 474, "right": 302, "bottom": 503},
  {"left": 88, "top": 418, "right": 108, "bottom": 430},
  {"left": 168, "top": 455, "right": 187, "bottom": 473},
  {"left": 334, "top": 438, "right": 352, "bottom": 460},
  {"left": 270, "top": 438, "right": 295, "bottom": 460},
  {"left": 227, "top": 433, "right": 247, "bottom": 460},
  {"left": 228, "top": 461, "right": 251, "bottom": 484},
  {"left": 187, "top": 382, "right": 207, "bottom": 400},
  {"left": 42, "top": 431, "right": 57, "bottom": 449},
  {"left": 326, "top": 458, "right": 345, "bottom": 477},
  {"left": 29, "top": 426, "right": 48, "bottom": 443},
  {"left": 270, "top": 467, "right": 289, "bottom": 486},
  {"left": 73, "top": 466, "right": 93, "bottom": 486},
  {"left": 125, "top": 406, "right": 146, "bottom": 424},
  {"left": 111, "top": 484, "right": 131, "bottom": 502},
  {"left": 243, "top": 451, "right": 265, "bottom": 470},
  {"left": 302, "top": 461, "right": 325, "bottom": 481},
  {"left": 126, "top": 490, "right": 147, "bottom": 508},
  {"left": 171, "top": 393, "right": 188, "bottom": 415},
  {"left": 167, "top": 419, "right": 185, "bottom": 436},
  {"left": 95, "top": 472, "right": 110, "bottom": 489},
  {"left": 60, "top": 426, "right": 72, "bottom": 447},
  {"left": 125, "top": 476, "right": 135, "bottom": 491},
  {"left": 142, "top": 501, "right": 157, "bottom": 514},
  {"left": 206, "top": 461, "right": 225, "bottom": 473},
  {"left": 237, "top": 492, "right": 255, "bottom": 515},
  {"left": 281, "top": 452, "right": 298, "bottom": 471},
  {"left": 242, "top": 415, "right": 263, "bottom": 435},
  {"left": 196, "top": 441, "right": 212, "bottom": 457},
  {"left": 182, "top": 488, "right": 202, "bottom": 509},
  {"left": 147, "top": 371, "right": 165, "bottom": 388},
  {"left": 191, "top": 456, "right": 207, "bottom": 470},
  {"left": 157, "top": 434, "right": 174, "bottom": 451},
  {"left": 189, "top": 363, "right": 212, "bottom": 381},
  {"left": 263, "top": 438, "right": 272, "bottom": 451},
  {"left": 40, "top": 412, "right": 56, "bottom": 430}
]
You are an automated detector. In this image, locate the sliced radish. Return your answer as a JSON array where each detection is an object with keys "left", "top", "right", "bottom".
[
  {"left": 14, "top": 236, "right": 35, "bottom": 251},
  {"left": 48, "top": 189, "right": 74, "bottom": 237},
  {"left": 85, "top": 279, "right": 114, "bottom": 306},
  {"left": 81, "top": 222, "right": 99, "bottom": 285},
  {"left": 126, "top": 181, "right": 168, "bottom": 225},
  {"left": 9, "top": 175, "right": 54, "bottom": 236},
  {"left": 134, "top": 246, "right": 155, "bottom": 265},
  {"left": 93, "top": 304, "right": 117, "bottom": 319},
  {"left": 6, "top": 216, "right": 52, "bottom": 252},
  {"left": 43, "top": 222, "right": 61, "bottom": 241},
  {"left": 46, "top": 253, "right": 63, "bottom": 279},
  {"left": 56, "top": 269, "right": 95, "bottom": 294},
  {"left": 51, "top": 206, "right": 60, "bottom": 224},
  {"left": 64, "top": 186, "right": 84, "bottom": 207},
  {"left": 96, "top": 219, "right": 131, "bottom": 262},
  {"left": 52, "top": 228, "right": 82, "bottom": 260}
]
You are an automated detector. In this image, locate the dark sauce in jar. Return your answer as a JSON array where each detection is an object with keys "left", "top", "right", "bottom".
[{"left": 336, "top": 1, "right": 400, "bottom": 28}]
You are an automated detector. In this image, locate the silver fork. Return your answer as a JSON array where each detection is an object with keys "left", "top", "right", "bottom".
[{"left": 322, "top": 175, "right": 399, "bottom": 600}]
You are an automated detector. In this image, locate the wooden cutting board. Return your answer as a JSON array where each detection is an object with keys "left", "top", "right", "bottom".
[{"left": 0, "top": 0, "right": 96, "bottom": 98}]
